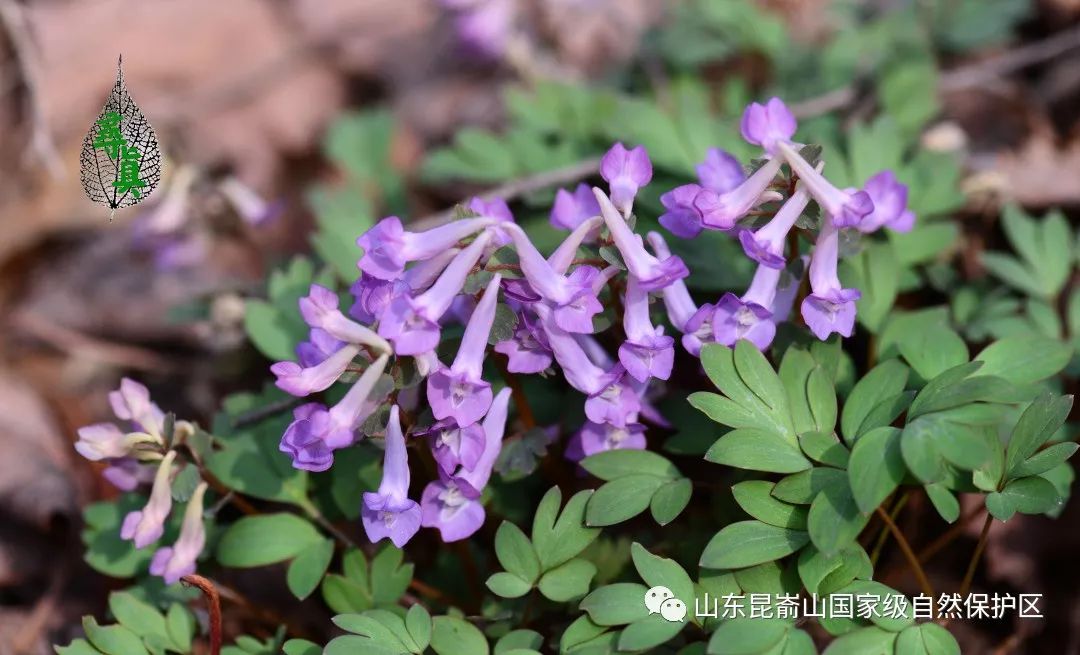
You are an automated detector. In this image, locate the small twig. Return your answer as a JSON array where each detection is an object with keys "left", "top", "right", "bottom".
[
  {"left": 181, "top": 575, "right": 222, "bottom": 655},
  {"left": 875, "top": 506, "right": 935, "bottom": 600},
  {"left": 917, "top": 504, "right": 987, "bottom": 563},
  {"left": 870, "top": 492, "right": 909, "bottom": 566},
  {"left": 939, "top": 23, "right": 1080, "bottom": 93},
  {"left": 958, "top": 513, "right": 994, "bottom": 599}
]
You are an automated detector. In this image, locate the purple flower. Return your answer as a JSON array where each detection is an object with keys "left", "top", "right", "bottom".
[
  {"left": 416, "top": 419, "right": 486, "bottom": 476},
  {"left": 103, "top": 458, "right": 154, "bottom": 492},
  {"left": 280, "top": 354, "right": 391, "bottom": 471},
  {"left": 565, "top": 421, "right": 646, "bottom": 462},
  {"left": 600, "top": 143, "right": 653, "bottom": 215},
  {"left": 121, "top": 451, "right": 176, "bottom": 549},
  {"left": 109, "top": 378, "right": 165, "bottom": 437},
  {"left": 468, "top": 196, "right": 516, "bottom": 247},
  {"left": 357, "top": 215, "right": 493, "bottom": 281},
  {"left": 801, "top": 219, "right": 860, "bottom": 339},
  {"left": 776, "top": 141, "right": 873, "bottom": 228},
  {"left": 595, "top": 188, "right": 688, "bottom": 291},
  {"left": 362, "top": 406, "right": 422, "bottom": 548},
  {"left": 546, "top": 216, "right": 604, "bottom": 276},
  {"left": 494, "top": 309, "right": 553, "bottom": 374},
  {"left": 697, "top": 148, "right": 746, "bottom": 193},
  {"left": 645, "top": 232, "right": 698, "bottom": 331},
  {"left": 738, "top": 178, "right": 813, "bottom": 269},
  {"left": 75, "top": 423, "right": 130, "bottom": 461},
  {"left": 857, "top": 171, "right": 915, "bottom": 233},
  {"left": 659, "top": 184, "right": 708, "bottom": 239},
  {"left": 350, "top": 249, "right": 459, "bottom": 324},
  {"left": 427, "top": 275, "right": 500, "bottom": 427},
  {"left": 420, "top": 388, "right": 511, "bottom": 542},
  {"left": 379, "top": 231, "right": 493, "bottom": 354},
  {"left": 740, "top": 98, "right": 797, "bottom": 154},
  {"left": 712, "top": 264, "right": 783, "bottom": 350},
  {"left": 618, "top": 274, "right": 674, "bottom": 382},
  {"left": 297, "top": 329, "right": 346, "bottom": 368},
  {"left": 150, "top": 482, "right": 207, "bottom": 584},
  {"left": 551, "top": 184, "right": 602, "bottom": 232},
  {"left": 299, "top": 285, "right": 391, "bottom": 353},
  {"left": 583, "top": 365, "right": 641, "bottom": 428},
  {"left": 681, "top": 303, "right": 718, "bottom": 357},
  {"left": 501, "top": 223, "right": 602, "bottom": 333},
  {"left": 448, "top": 0, "right": 514, "bottom": 58},
  {"left": 533, "top": 304, "right": 609, "bottom": 394},
  {"left": 271, "top": 343, "right": 361, "bottom": 396},
  {"left": 220, "top": 177, "right": 283, "bottom": 226},
  {"left": 134, "top": 166, "right": 196, "bottom": 236},
  {"left": 691, "top": 158, "right": 784, "bottom": 231}
]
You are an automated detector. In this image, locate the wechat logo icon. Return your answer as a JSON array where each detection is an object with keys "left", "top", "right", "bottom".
[{"left": 644, "top": 586, "right": 687, "bottom": 622}]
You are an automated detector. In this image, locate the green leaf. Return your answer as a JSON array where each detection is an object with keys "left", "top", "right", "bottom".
[
  {"left": 538, "top": 558, "right": 597, "bottom": 602},
  {"left": 495, "top": 521, "right": 541, "bottom": 583},
  {"left": 286, "top": 537, "right": 334, "bottom": 600},
  {"left": 531, "top": 488, "right": 601, "bottom": 570},
  {"left": 579, "top": 583, "right": 650, "bottom": 626},
  {"left": 975, "top": 336, "right": 1073, "bottom": 385},
  {"left": 82, "top": 496, "right": 155, "bottom": 577},
  {"left": 841, "top": 241, "right": 899, "bottom": 333},
  {"left": 495, "top": 630, "right": 542, "bottom": 655},
  {"left": 1005, "top": 393, "right": 1073, "bottom": 476},
  {"left": 82, "top": 617, "right": 149, "bottom": 655},
  {"left": 700, "top": 521, "right": 810, "bottom": 569},
  {"left": 165, "top": 604, "right": 195, "bottom": 653},
  {"left": 308, "top": 186, "right": 371, "bottom": 283},
  {"left": 837, "top": 580, "right": 913, "bottom": 631},
  {"left": 324, "top": 635, "right": 400, "bottom": 655},
  {"left": 731, "top": 481, "right": 808, "bottom": 530},
  {"left": 821, "top": 626, "right": 896, "bottom": 654},
  {"left": 370, "top": 545, "right": 414, "bottom": 605},
  {"left": 924, "top": 483, "right": 960, "bottom": 523},
  {"left": 808, "top": 481, "right": 868, "bottom": 556},
  {"left": 650, "top": 478, "right": 692, "bottom": 526},
  {"left": 618, "top": 615, "right": 685, "bottom": 652},
  {"left": 486, "top": 572, "right": 533, "bottom": 599},
  {"left": 994, "top": 476, "right": 1063, "bottom": 518},
  {"left": 848, "top": 427, "right": 905, "bottom": 513},
  {"left": 631, "top": 543, "right": 694, "bottom": 613},
  {"left": 580, "top": 449, "right": 680, "bottom": 481},
  {"left": 706, "top": 618, "right": 789, "bottom": 655},
  {"left": 1014, "top": 442, "right": 1080, "bottom": 478},
  {"left": 55, "top": 639, "right": 101, "bottom": 655},
  {"left": 706, "top": 427, "right": 812, "bottom": 473},
  {"left": 405, "top": 606, "right": 432, "bottom": 651},
  {"left": 108, "top": 592, "right": 168, "bottom": 642},
  {"left": 798, "top": 431, "right": 849, "bottom": 468},
  {"left": 772, "top": 467, "right": 847, "bottom": 504},
  {"left": 898, "top": 325, "right": 968, "bottom": 382},
  {"left": 559, "top": 614, "right": 610, "bottom": 654},
  {"left": 696, "top": 344, "right": 795, "bottom": 441},
  {"left": 586, "top": 475, "right": 665, "bottom": 527},
  {"left": 798, "top": 544, "right": 872, "bottom": 597},
  {"left": 283, "top": 640, "right": 322, "bottom": 655},
  {"left": 840, "top": 359, "right": 910, "bottom": 444},
  {"left": 216, "top": 513, "right": 322, "bottom": 567}
]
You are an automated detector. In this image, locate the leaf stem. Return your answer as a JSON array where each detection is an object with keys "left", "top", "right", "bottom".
[
  {"left": 870, "top": 492, "right": 909, "bottom": 566},
  {"left": 181, "top": 575, "right": 222, "bottom": 655},
  {"left": 875, "top": 505, "right": 935, "bottom": 600},
  {"left": 917, "top": 505, "right": 987, "bottom": 563},
  {"left": 958, "top": 513, "right": 994, "bottom": 599}
]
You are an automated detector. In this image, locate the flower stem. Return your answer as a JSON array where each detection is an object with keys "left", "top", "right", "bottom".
[
  {"left": 181, "top": 575, "right": 222, "bottom": 655},
  {"left": 875, "top": 505, "right": 935, "bottom": 600},
  {"left": 959, "top": 513, "right": 994, "bottom": 598}
]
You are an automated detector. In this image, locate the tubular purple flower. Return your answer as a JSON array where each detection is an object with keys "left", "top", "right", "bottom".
[
  {"left": 691, "top": 157, "right": 784, "bottom": 231},
  {"left": 494, "top": 309, "right": 553, "bottom": 374},
  {"left": 565, "top": 421, "right": 646, "bottom": 462},
  {"left": 378, "top": 231, "right": 492, "bottom": 354},
  {"left": 618, "top": 274, "right": 675, "bottom": 382},
  {"left": 776, "top": 141, "right": 873, "bottom": 228},
  {"left": 712, "top": 264, "right": 782, "bottom": 350},
  {"left": 109, "top": 378, "right": 165, "bottom": 438},
  {"left": 697, "top": 148, "right": 746, "bottom": 193},
  {"left": 646, "top": 232, "right": 699, "bottom": 332},
  {"left": 738, "top": 173, "right": 814, "bottom": 268},
  {"left": 104, "top": 458, "right": 153, "bottom": 491},
  {"left": 740, "top": 98, "right": 797, "bottom": 154},
  {"left": 75, "top": 423, "right": 130, "bottom": 461},
  {"left": 801, "top": 219, "right": 860, "bottom": 339},
  {"left": 362, "top": 406, "right": 422, "bottom": 548},
  {"left": 857, "top": 171, "right": 915, "bottom": 233},
  {"left": 681, "top": 303, "right": 717, "bottom": 356},
  {"left": 296, "top": 328, "right": 345, "bottom": 368},
  {"left": 220, "top": 177, "right": 283, "bottom": 226},
  {"left": 120, "top": 450, "right": 176, "bottom": 549},
  {"left": 420, "top": 388, "right": 511, "bottom": 542},
  {"left": 427, "top": 275, "right": 501, "bottom": 427},
  {"left": 548, "top": 216, "right": 604, "bottom": 275},
  {"left": 150, "top": 482, "right": 207, "bottom": 584},
  {"left": 533, "top": 304, "right": 607, "bottom": 394},
  {"left": 299, "top": 284, "right": 391, "bottom": 353},
  {"left": 594, "top": 188, "right": 689, "bottom": 291},
  {"left": 280, "top": 354, "right": 391, "bottom": 471},
  {"left": 271, "top": 343, "right": 361, "bottom": 396},
  {"left": 659, "top": 184, "right": 708, "bottom": 239},
  {"left": 357, "top": 215, "right": 493, "bottom": 281},
  {"left": 551, "top": 184, "right": 602, "bottom": 232},
  {"left": 416, "top": 419, "right": 486, "bottom": 475},
  {"left": 350, "top": 249, "right": 459, "bottom": 324},
  {"left": 600, "top": 143, "right": 653, "bottom": 215}
]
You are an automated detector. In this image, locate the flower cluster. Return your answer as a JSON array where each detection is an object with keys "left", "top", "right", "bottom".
[{"left": 74, "top": 379, "right": 208, "bottom": 584}]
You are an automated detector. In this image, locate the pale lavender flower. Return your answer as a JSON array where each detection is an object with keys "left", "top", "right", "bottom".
[
  {"left": 379, "top": 231, "right": 492, "bottom": 354},
  {"left": 103, "top": 458, "right": 153, "bottom": 492},
  {"left": 299, "top": 284, "right": 392, "bottom": 353},
  {"left": 427, "top": 275, "right": 501, "bottom": 427},
  {"left": 712, "top": 264, "right": 783, "bottom": 350},
  {"left": 565, "top": 421, "right": 646, "bottom": 462},
  {"left": 448, "top": 0, "right": 514, "bottom": 58},
  {"left": 416, "top": 419, "right": 486, "bottom": 476},
  {"left": 594, "top": 188, "right": 688, "bottom": 291},
  {"left": 681, "top": 303, "right": 718, "bottom": 357},
  {"left": 645, "top": 232, "right": 697, "bottom": 330},
  {"left": 357, "top": 215, "right": 492, "bottom": 280},
  {"left": 600, "top": 143, "right": 653, "bottom": 215},
  {"left": 219, "top": 177, "right": 283, "bottom": 226},
  {"left": 691, "top": 158, "right": 784, "bottom": 231},
  {"left": 740, "top": 98, "right": 797, "bottom": 154},
  {"left": 296, "top": 329, "right": 345, "bottom": 368},
  {"left": 271, "top": 343, "right": 361, "bottom": 396},
  {"left": 494, "top": 309, "right": 553, "bottom": 374},
  {"left": 546, "top": 216, "right": 604, "bottom": 275},
  {"left": 280, "top": 354, "right": 390, "bottom": 471},
  {"left": 583, "top": 365, "right": 640, "bottom": 428},
  {"left": 857, "top": 171, "right": 915, "bottom": 233},
  {"left": 150, "top": 482, "right": 207, "bottom": 584},
  {"left": 532, "top": 304, "right": 608, "bottom": 394},
  {"left": 738, "top": 173, "right": 814, "bottom": 269},
  {"left": 109, "top": 378, "right": 165, "bottom": 438},
  {"left": 697, "top": 148, "right": 746, "bottom": 193},
  {"left": 362, "top": 406, "right": 422, "bottom": 548},
  {"left": 121, "top": 451, "right": 176, "bottom": 549},
  {"left": 468, "top": 196, "right": 515, "bottom": 246},
  {"left": 350, "top": 249, "right": 459, "bottom": 324},
  {"left": 75, "top": 423, "right": 130, "bottom": 461},
  {"left": 551, "top": 183, "right": 602, "bottom": 232},
  {"left": 776, "top": 141, "right": 873, "bottom": 228},
  {"left": 659, "top": 184, "right": 708, "bottom": 239},
  {"left": 420, "top": 388, "right": 511, "bottom": 542},
  {"left": 801, "top": 219, "right": 860, "bottom": 339},
  {"left": 619, "top": 274, "right": 674, "bottom": 382},
  {"left": 135, "top": 166, "right": 196, "bottom": 236}
]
